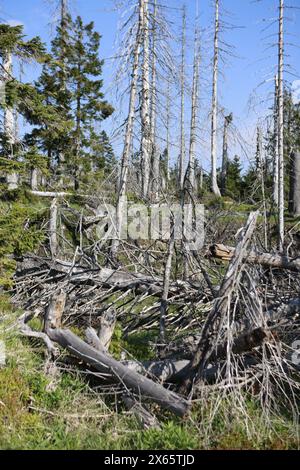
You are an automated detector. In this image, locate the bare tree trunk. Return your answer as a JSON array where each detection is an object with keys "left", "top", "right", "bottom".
[
  {"left": 30, "top": 168, "right": 38, "bottom": 190},
  {"left": 273, "top": 75, "right": 279, "bottom": 206},
  {"left": 3, "top": 51, "right": 18, "bottom": 190},
  {"left": 57, "top": 0, "right": 68, "bottom": 187},
  {"left": 159, "top": 230, "right": 175, "bottom": 344},
  {"left": 110, "top": 0, "right": 143, "bottom": 257},
  {"left": 210, "top": 0, "right": 221, "bottom": 196},
  {"left": 178, "top": 5, "right": 186, "bottom": 191},
  {"left": 220, "top": 113, "right": 232, "bottom": 196},
  {"left": 256, "top": 126, "right": 268, "bottom": 249},
  {"left": 140, "top": 0, "right": 151, "bottom": 199},
  {"left": 290, "top": 151, "right": 300, "bottom": 217},
  {"left": 150, "top": 0, "right": 159, "bottom": 201},
  {"left": 278, "top": 0, "right": 285, "bottom": 250},
  {"left": 166, "top": 77, "right": 171, "bottom": 184},
  {"left": 49, "top": 198, "right": 58, "bottom": 258},
  {"left": 187, "top": 25, "right": 200, "bottom": 194}
]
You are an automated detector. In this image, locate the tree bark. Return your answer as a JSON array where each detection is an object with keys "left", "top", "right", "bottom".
[
  {"left": 220, "top": 114, "right": 232, "bottom": 196},
  {"left": 209, "top": 242, "right": 300, "bottom": 272},
  {"left": 49, "top": 198, "right": 58, "bottom": 258},
  {"left": 48, "top": 327, "right": 189, "bottom": 417},
  {"left": 210, "top": 0, "right": 221, "bottom": 196},
  {"left": 110, "top": 0, "right": 143, "bottom": 257},
  {"left": 187, "top": 24, "right": 200, "bottom": 194},
  {"left": 273, "top": 74, "right": 279, "bottom": 206},
  {"left": 278, "top": 0, "right": 285, "bottom": 250},
  {"left": 289, "top": 151, "right": 300, "bottom": 216},
  {"left": 150, "top": 0, "right": 159, "bottom": 200},
  {"left": 140, "top": 0, "right": 152, "bottom": 198},
  {"left": 178, "top": 5, "right": 186, "bottom": 191}
]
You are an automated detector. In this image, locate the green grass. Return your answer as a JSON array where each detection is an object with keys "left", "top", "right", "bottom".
[{"left": 0, "top": 305, "right": 299, "bottom": 450}]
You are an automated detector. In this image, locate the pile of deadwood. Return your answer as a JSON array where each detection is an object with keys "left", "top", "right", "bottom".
[{"left": 11, "top": 211, "right": 300, "bottom": 425}]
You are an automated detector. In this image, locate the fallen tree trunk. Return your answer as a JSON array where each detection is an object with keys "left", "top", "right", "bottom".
[
  {"left": 47, "top": 327, "right": 189, "bottom": 417},
  {"left": 209, "top": 243, "right": 300, "bottom": 272}
]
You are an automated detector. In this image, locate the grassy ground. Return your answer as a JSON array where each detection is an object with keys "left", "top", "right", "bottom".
[
  {"left": 0, "top": 189, "right": 299, "bottom": 449},
  {"left": 0, "top": 297, "right": 299, "bottom": 450}
]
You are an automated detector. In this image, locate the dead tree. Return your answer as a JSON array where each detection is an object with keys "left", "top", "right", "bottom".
[
  {"left": 181, "top": 211, "right": 259, "bottom": 392},
  {"left": 150, "top": 0, "right": 159, "bottom": 200},
  {"left": 178, "top": 5, "right": 186, "bottom": 191},
  {"left": 220, "top": 113, "right": 233, "bottom": 196},
  {"left": 49, "top": 198, "right": 58, "bottom": 258},
  {"left": 289, "top": 151, "right": 300, "bottom": 217},
  {"left": 140, "top": 0, "right": 152, "bottom": 198},
  {"left": 278, "top": 0, "right": 284, "bottom": 250},
  {"left": 210, "top": 0, "right": 221, "bottom": 196},
  {"left": 3, "top": 51, "right": 18, "bottom": 190},
  {"left": 210, "top": 242, "right": 300, "bottom": 272},
  {"left": 159, "top": 229, "right": 175, "bottom": 344},
  {"left": 273, "top": 75, "right": 279, "bottom": 206},
  {"left": 110, "top": 0, "right": 143, "bottom": 257},
  {"left": 187, "top": 22, "right": 200, "bottom": 194}
]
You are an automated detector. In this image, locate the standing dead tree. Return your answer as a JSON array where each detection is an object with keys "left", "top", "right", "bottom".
[
  {"left": 140, "top": 0, "right": 151, "bottom": 198},
  {"left": 110, "top": 0, "right": 144, "bottom": 258},
  {"left": 186, "top": 20, "right": 201, "bottom": 194},
  {"left": 277, "top": 0, "right": 284, "bottom": 250},
  {"left": 210, "top": 0, "right": 221, "bottom": 196},
  {"left": 178, "top": 5, "right": 186, "bottom": 191},
  {"left": 220, "top": 113, "right": 233, "bottom": 196}
]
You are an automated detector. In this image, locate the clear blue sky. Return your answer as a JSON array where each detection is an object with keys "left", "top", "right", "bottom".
[{"left": 0, "top": 0, "right": 299, "bottom": 171}]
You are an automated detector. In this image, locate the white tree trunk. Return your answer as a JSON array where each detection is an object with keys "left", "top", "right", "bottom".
[
  {"left": 187, "top": 26, "right": 200, "bottom": 194},
  {"left": 273, "top": 74, "right": 279, "bottom": 206},
  {"left": 278, "top": 0, "right": 284, "bottom": 250},
  {"left": 3, "top": 52, "right": 18, "bottom": 190},
  {"left": 150, "top": 0, "right": 159, "bottom": 200},
  {"left": 210, "top": 0, "right": 221, "bottom": 197},
  {"left": 49, "top": 198, "right": 58, "bottom": 258},
  {"left": 140, "top": 0, "right": 151, "bottom": 198},
  {"left": 110, "top": 0, "right": 143, "bottom": 257},
  {"left": 30, "top": 168, "right": 39, "bottom": 190},
  {"left": 179, "top": 6, "right": 186, "bottom": 191},
  {"left": 166, "top": 78, "right": 171, "bottom": 184}
]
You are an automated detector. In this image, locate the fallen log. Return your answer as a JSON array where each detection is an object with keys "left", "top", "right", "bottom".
[
  {"left": 209, "top": 243, "right": 300, "bottom": 272},
  {"left": 47, "top": 327, "right": 189, "bottom": 417}
]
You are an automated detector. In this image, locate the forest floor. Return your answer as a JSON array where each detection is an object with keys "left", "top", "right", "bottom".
[{"left": 0, "top": 188, "right": 299, "bottom": 450}]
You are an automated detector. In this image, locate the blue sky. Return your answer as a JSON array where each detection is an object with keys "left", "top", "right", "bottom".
[{"left": 0, "top": 0, "right": 299, "bottom": 172}]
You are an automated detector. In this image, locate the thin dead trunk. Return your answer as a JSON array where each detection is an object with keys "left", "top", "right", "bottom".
[
  {"left": 110, "top": 0, "right": 143, "bottom": 257},
  {"left": 140, "top": 0, "right": 151, "bottom": 198},
  {"left": 273, "top": 75, "right": 279, "bottom": 206},
  {"left": 3, "top": 51, "right": 18, "bottom": 189},
  {"left": 49, "top": 198, "right": 58, "bottom": 258},
  {"left": 30, "top": 168, "right": 38, "bottom": 190},
  {"left": 210, "top": 0, "right": 221, "bottom": 197},
  {"left": 166, "top": 77, "right": 171, "bottom": 184},
  {"left": 220, "top": 114, "right": 232, "bottom": 196},
  {"left": 150, "top": 0, "right": 159, "bottom": 200},
  {"left": 179, "top": 5, "right": 186, "bottom": 191},
  {"left": 187, "top": 25, "right": 200, "bottom": 194},
  {"left": 289, "top": 151, "right": 300, "bottom": 216},
  {"left": 278, "top": 0, "right": 284, "bottom": 250},
  {"left": 159, "top": 230, "right": 175, "bottom": 344}
]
